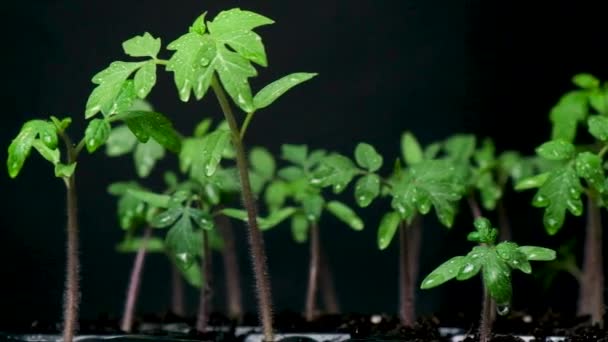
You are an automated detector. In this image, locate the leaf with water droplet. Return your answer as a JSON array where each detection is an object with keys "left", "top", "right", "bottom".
[
  {"left": 517, "top": 246, "right": 556, "bottom": 261},
  {"left": 456, "top": 247, "right": 487, "bottom": 280},
  {"left": 549, "top": 90, "right": 588, "bottom": 142},
  {"left": 291, "top": 214, "right": 309, "bottom": 243},
  {"left": 302, "top": 194, "right": 324, "bottom": 222},
  {"left": 482, "top": 251, "right": 513, "bottom": 305},
  {"left": 189, "top": 208, "right": 214, "bottom": 230},
  {"left": 165, "top": 213, "right": 201, "bottom": 271},
  {"left": 355, "top": 174, "right": 380, "bottom": 207},
  {"left": 575, "top": 152, "right": 604, "bottom": 193},
  {"left": 7, "top": 119, "right": 59, "bottom": 178},
  {"left": 133, "top": 62, "right": 157, "bottom": 99},
  {"left": 401, "top": 131, "right": 423, "bottom": 166},
  {"left": 536, "top": 140, "right": 575, "bottom": 161},
  {"left": 84, "top": 118, "right": 111, "bottom": 153},
  {"left": 118, "top": 110, "right": 181, "bottom": 153},
  {"left": 311, "top": 154, "right": 357, "bottom": 194},
  {"left": 122, "top": 32, "right": 161, "bottom": 58},
  {"left": 150, "top": 207, "right": 183, "bottom": 228},
  {"left": 377, "top": 211, "right": 401, "bottom": 250},
  {"left": 253, "top": 73, "right": 317, "bottom": 110},
  {"left": 326, "top": 201, "right": 363, "bottom": 231},
  {"left": 588, "top": 115, "right": 608, "bottom": 141},
  {"left": 355, "top": 143, "right": 383, "bottom": 172},
  {"left": 420, "top": 256, "right": 466, "bottom": 289}
]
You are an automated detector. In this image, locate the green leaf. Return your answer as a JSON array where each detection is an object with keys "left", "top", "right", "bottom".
[
  {"left": 517, "top": 246, "right": 557, "bottom": 261},
  {"left": 165, "top": 214, "right": 200, "bottom": 271},
  {"left": 127, "top": 188, "right": 171, "bottom": 208},
  {"left": 550, "top": 91, "right": 588, "bottom": 142},
  {"left": 106, "top": 125, "right": 138, "bottom": 156},
  {"left": 50, "top": 116, "right": 72, "bottom": 131},
  {"left": 444, "top": 135, "right": 476, "bottom": 162},
  {"left": 588, "top": 115, "right": 608, "bottom": 141},
  {"left": 189, "top": 208, "right": 215, "bottom": 230},
  {"left": 84, "top": 118, "right": 111, "bottom": 153},
  {"left": 291, "top": 214, "right": 309, "bottom": 243},
  {"left": 496, "top": 242, "right": 531, "bottom": 273},
  {"left": 420, "top": 256, "right": 466, "bottom": 289},
  {"left": 535, "top": 140, "right": 575, "bottom": 161},
  {"left": 265, "top": 181, "right": 289, "bottom": 212},
  {"left": 220, "top": 208, "right": 249, "bottom": 221},
  {"left": 112, "top": 80, "right": 138, "bottom": 115},
  {"left": 572, "top": 73, "right": 599, "bottom": 89},
  {"left": 54, "top": 163, "right": 77, "bottom": 178},
  {"left": 122, "top": 32, "right": 161, "bottom": 58},
  {"left": 302, "top": 194, "right": 324, "bottom": 222},
  {"left": 278, "top": 166, "right": 304, "bottom": 181},
  {"left": 32, "top": 140, "right": 60, "bottom": 164},
  {"left": 150, "top": 208, "right": 183, "bottom": 229},
  {"left": 216, "top": 46, "right": 256, "bottom": 113},
  {"left": 355, "top": 143, "right": 383, "bottom": 172},
  {"left": 482, "top": 251, "right": 512, "bottom": 305},
  {"left": 475, "top": 172, "right": 502, "bottom": 210},
  {"left": 531, "top": 166, "right": 583, "bottom": 235},
  {"left": 326, "top": 201, "right": 363, "bottom": 231},
  {"left": 401, "top": 131, "right": 423, "bottom": 165},
  {"left": 355, "top": 174, "right": 381, "bottom": 207},
  {"left": 377, "top": 211, "right": 401, "bottom": 250},
  {"left": 208, "top": 8, "right": 274, "bottom": 37},
  {"left": 254, "top": 73, "right": 317, "bottom": 109},
  {"left": 117, "top": 237, "right": 165, "bottom": 253},
  {"left": 200, "top": 129, "right": 231, "bottom": 176},
  {"left": 391, "top": 159, "right": 464, "bottom": 227},
  {"left": 85, "top": 61, "right": 145, "bottom": 118},
  {"left": 194, "top": 118, "right": 212, "bottom": 138},
  {"left": 575, "top": 152, "right": 605, "bottom": 192},
  {"left": 134, "top": 62, "right": 157, "bottom": 99},
  {"left": 456, "top": 246, "right": 488, "bottom": 281},
  {"left": 514, "top": 172, "right": 550, "bottom": 191},
  {"left": 134, "top": 140, "right": 165, "bottom": 178},
  {"left": 589, "top": 87, "right": 608, "bottom": 114},
  {"left": 189, "top": 13, "right": 207, "bottom": 35},
  {"left": 118, "top": 111, "right": 181, "bottom": 153},
  {"left": 282, "top": 144, "right": 308, "bottom": 166},
  {"left": 177, "top": 259, "right": 203, "bottom": 288},
  {"left": 311, "top": 154, "right": 357, "bottom": 193},
  {"left": 7, "top": 120, "right": 58, "bottom": 178},
  {"left": 260, "top": 207, "right": 296, "bottom": 230},
  {"left": 250, "top": 147, "right": 275, "bottom": 180},
  {"left": 166, "top": 33, "right": 216, "bottom": 102}
]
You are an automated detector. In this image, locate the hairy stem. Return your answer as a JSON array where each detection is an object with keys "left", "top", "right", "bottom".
[
  {"left": 211, "top": 76, "right": 274, "bottom": 341},
  {"left": 319, "top": 246, "right": 340, "bottom": 314},
  {"left": 217, "top": 212, "right": 243, "bottom": 321},
  {"left": 197, "top": 230, "right": 213, "bottom": 332},
  {"left": 578, "top": 197, "right": 604, "bottom": 327},
  {"left": 63, "top": 175, "right": 80, "bottom": 342},
  {"left": 305, "top": 223, "right": 321, "bottom": 321},
  {"left": 497, "top": 199, "right": 511, "bottom": 241},
  {"left": 399, "top": 221, "right": 415, "bottom": 327},
  {"left": 479, "top": 285, "right": 493, "bottom": 342},
  {"left": 171, "top": 264, "right": 185, "bottom": 316},
  {"left": 408, "top": 217, "right": 422, "bottom": 292},
  {"left": 121, "top": 227, "right": 152, "bottom": 332}
]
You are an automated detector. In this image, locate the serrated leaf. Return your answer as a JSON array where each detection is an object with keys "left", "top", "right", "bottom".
[
  {"left": 250, "top": 147, "right": 275, "bottom": 180},
  {"left": 208, "top": 8, "right": 274, "bottom": 37},
  {"left": 483, "top": 251, "right": 512, "bottom": 305},
  {"left": 536, "top": 140, "right": 575, "bottom": 161},
  {"left": 118, "top": 111, "right": 181, "bottom": 153},
  {"left": 7, "top": 120, "right": 58, "bottom": 178},
  {"left": 134, "top": 62, "right": 157, "bottom": 99},
  {"left": 127, "top": 189, "right": 171, "bottom": 208},
  {"left": 572, "top": 73, "right": 599, "bottom": 89},
  {"left": 588, "top": 115, "right": 608, "bottom": 141},
  {"left": 456, "top": 247, "right": 488, "bottom": 280},
  {"left": 84, "top": 118, "right": 111, "bottom": 153},
  {"left": 355, "top": 174, "right": 380, "bottom": 207},
  {"left": 326, "top": 201, "right": 363, "bottom": 231},
  {"left": 254, "top": 73, "right": 317, "bottom": 109},
  {"left": 391, "top": 159, "right": 464, "bottom": 227},
  {"left": 377, "top": 211, "right": 401, "bottom": 250},
  {"left": 106, "top": 125, "right": 138, "bottom": 156},
  {"left": 219, "top": 30, "right": 267, "bottom": 66},
  {"left": 531, "top": 166, "right": 583, "bottom": 235},
  {"left": 85, "top": 61, "right": 145, "bottom": 118},
  {"left": 122, "top": 32, "right": 161, "bottom": 58},
  {"left": 575, "top": 152, "right": 605, "bottom": 192},
  {"left": 550, "top": 91, "right": 588, "bottom": 142},
  {"left": 134, "top": 139, "right": 165, "bottom": 178},
  {"left": 291, "top": 214, "right": 309, "bottom": 243},
  {"left": 401, "top": 131, "right": 423, "bottom": 165},
  {"left": 54, "top": 163, "right": 77, "bottom": 178},
  {"left": 116, "top": 237, "right": 165, "bottom": 253},
  {"left": 420, "top": 256, "right": 465, "bottom": 289},
  {"left": 216, "top": 46, "right": 256, "bottom": 113},
  {"left": 355, "top": 143, "right": 383, "bottom": 172},
  {"left": 517, "top": 246, "right": 557, "bottom": 261},
  {"left": 310, "top": 154, "right": 357, "bottom": 193}
]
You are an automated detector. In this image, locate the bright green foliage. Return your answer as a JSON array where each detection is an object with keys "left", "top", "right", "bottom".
[
  {"left": 354, "top": 174, "right": 381, "bottom": 207},
  {"left": 377, "top": 211, "right": 401, "bottom": 250},
  {"left": 253, "top": 73, "right": 318, "bottom": 110},
  {"left": 421, "top": 217, "right": 556, "bottom": 306},
  {"left": 84, "top": 119, "right": 111, "bottom": 153},
  {"left": 122, "top": 32, "right": 161, "bottom": 58},
  {"left": 282, "top": 144, "right": 308, "bottom": 166},
  {"left": 108, "top": 182, "right": 150, "bottom": 230},
  {"left": 549, "top": 91, "right": 588, "bottom": 143},
  {"left": 134, "top": 140, "right": 165, "bottom": 178},
  {"left": 535, "top": 140, "right": 575, "bottom": 161},
  {"left": 390, "top": 159, "right": 464, "bottom": 226},
  {"left": 116, "top": 111, "right": 181, "bottom": 153},
  {"left": 221, "top": 207, "right": 296, "bottom": 230},
  {"left": 326, "top": 201, "right": 364, "bottom": 231},
  {"left": 355, "top": 143, "right": 383, "bottom": 172},
  {"left": 116, "top": 236, "right": 165, "bottom": 253},
  {"left": 250, "top": 147, "right": 275, "bottom": 181},
  {"left": 575, "top": 152, "right": 605, "bottom": 193},
  {"left": 310, "top": 154, "right": 358, "bottom": 193},
  {"left": 55, "top": 163, "right": 77, "bottom": 178},
  {"left": 180, "top": 129, "right": 231, "bottom": 178},
  {"left": 7, "top": 119, "right": 63, "bottom": 178},
  {"left": 573, "top": 73, "right": 600, "bottom": 89},
  {"left": 588, "top": 115, "right": 608, "bottom": 141},
  {"left": 401, "top": 131, "right": 423, "bottom": 166}
]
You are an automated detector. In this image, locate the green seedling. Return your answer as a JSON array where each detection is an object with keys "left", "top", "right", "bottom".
[
  {"left": 515, "top": 73, "right": 608, "bottom": 326},
  {"left": 85, "top": 8, "right": 316, "bottom": 339},
  {"left": 311, "top": 135, "right": 465, "bottom": 327},
  {"left": 420, "top": 217, "right": 556, "bottom": 342}
]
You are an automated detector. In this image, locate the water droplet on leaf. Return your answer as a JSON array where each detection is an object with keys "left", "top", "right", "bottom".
[{"left": 497, "top": 305, "right": 510, "bottom": 316}]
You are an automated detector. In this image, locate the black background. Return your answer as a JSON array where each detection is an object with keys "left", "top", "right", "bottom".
[{"left": 2, "top": 0, "right": 607, "bottom": 327}]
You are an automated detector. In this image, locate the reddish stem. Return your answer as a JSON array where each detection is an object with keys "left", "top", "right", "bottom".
[
  {"left": 217, "top": 213, "right": 243, "bottom": 320},
  {"left": 305, "top": 223, "right": 321, "bottom": 321},
  {"left": 120, "top": 227, "right": 152, "bottom": 332},
  {"left": 399, "top": 221, "right": 415, "bottom": 327},
  {"left": 578, "top": 197, "right": 604, "bottom": 327},
  {"left": 479, "top": 284, "right": 493, "bottom": 342},
  {"left": 62, "top": 175, "right": 80, "bottom": 342}
]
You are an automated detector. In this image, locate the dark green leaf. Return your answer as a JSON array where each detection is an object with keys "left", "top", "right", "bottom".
[
  {"left": 119, "top": 111, "right": 181, "bottom": 153},
  {"left": 150, "top": 207, "right": 183, "bottom": 228},
  {"left": 84, "top": 118, "right": 111, "bottom": 153},
  {"left": 122, "top": 32, "right": 161, "bottom": 58},
  {"left": 355, "top": 143, "right": 383, "bottom": 172},
  {"left": 165, "top": 214, "right": 200, "bottom": 270},
  {"left": 496, "top": 242, "right": 531, "bottom": 274},
  {"left": 469, "top": 217, "right": 498, "bottom": 244},
  {"left": 482, "top": 251, "right": 512, "bottom": 305},
  {"left": 420, "top": 256, "right": 466, "bottom": 289},
  {"left": 176, "top": 259, "right": 203, "bottom": 288},
  {"left": 588, "top": 115, "right": 608, "bottom": 141},
  {"left": 377, "top": 211, "right": 401, "bottom": 250},
  {"left": 575, "top": 152, "right": 605, "bottom": 192},
  {"left": 253, "top": 73, "right": 317, "bottom": 109},
  {"left": 401, "top": 131, "right": 423, "bottom": 165},
  {"left": 456, "top": 246, "right": 488, "bottom": 280},
  {"left": 127, "top": 188, "right": 171, "bottom": 208},
  {"left": 189, "top": 208, "right": 214, "bottom": 230},
  {"left": 326, "top": 201, "right": 363, "bottom": 231},
  {"left": 311, "top": 154, "right": 357, "bottom": 193},
  {"left": 517, "top": 246, "right": 557, "bottom": 261},
  {"left": 355, "top": 174, "right": 381, "bottom": 207},
  {"left": 302, "top": 194, "right": 324, "bottom": 222},
  {"left": 536, "top": 140, "right": 575, "bottom": 161}
]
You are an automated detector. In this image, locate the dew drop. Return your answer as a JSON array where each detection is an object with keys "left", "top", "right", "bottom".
[{"left": 497, "top": 305, "right": 510, "bottom": 316}]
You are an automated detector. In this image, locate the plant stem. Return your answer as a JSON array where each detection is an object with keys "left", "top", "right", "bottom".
[
  {"left": 578, "top": 197, "right": 604, "bottom": 327},
  {"left": 240, "top": 112, "right": 255, "bottom": 140},
  {"left": 408, "top": 217, "right": 422, "bottom": 291},
  {"left": 305, "top": 223, "right": 321, "bottom": 321},
  {"left": 121, "top": 227, "right": 152, "bottom": 332},
  {"left": 319, "top": 247, "right": 340, "bottom": 314},
  {"left": 171, "top": 264, "right": 185, "bottom": 316},
  {"left": 197, "top": 229, "right": 213, "bottom": 333},
  {"left": 497, "top": 199, "right": 511, "bottom": 241},
  {"left": 211, "top": 75, "right": 274, "bottom": 341},
  {"left": 467, "top": 194, "right": 482, "bottom": 219},
  {"left": 63, "top": 174, "right": 80, "bottom": 342},
  {"left": 217, "top": 212, "right": 243, "bottom": 321},
  {"left": 479, "top": 284, "right": 493, "bottom": 342},
  {"left": 398, "top": 221, "right": 415, "bottom": 327}
]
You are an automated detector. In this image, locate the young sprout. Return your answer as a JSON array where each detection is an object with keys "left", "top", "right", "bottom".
[
  {"left": 420, "top": 217, "right": 556, "bottom": 342},
  {"left": 515, "top": 73, "right": 608, "bottom": 326}
]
